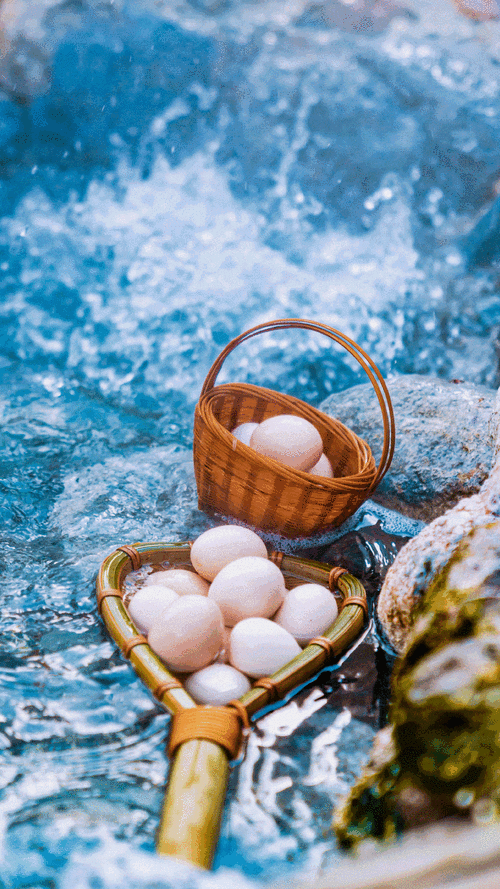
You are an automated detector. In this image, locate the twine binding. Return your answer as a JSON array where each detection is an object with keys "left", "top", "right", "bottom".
[
  {"left": 97, "top": 587, "right": 123, "bottom": 613},
  {"left": 270, "top": 550, "right": 284, "bottom": 569},
  {"left": 122, "top": 634, "right": 148, "bottom": 658},
  {"left": 309, "top": 636, "right": 336, "bottom": 659},
  {"left": 154, "top": 679, "right": 184, "bottom": 700},
  {"left": 117, "top": 545, "right": 142, "bottom": 571},
  {"left": 168, "top": 706, "right": 245, "bottom": 761},
  {"left": 329, "top": 566, "right": 347, "bottom": 590},
  {"left": 227, "top": 698, "right": 251, "bottom": 730},
  {"left": 340, "top": 595, "right": 369, "bottom": 620},
  {"left": 253, "top": 677, "right": 279, "bottom": 703}
]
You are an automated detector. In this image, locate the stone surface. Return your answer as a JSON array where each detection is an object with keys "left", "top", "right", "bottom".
[
  {"left": 376, "top": 491, "right": 488, "bottom": 652},
  {"left": 320, "top": 374, "right": 499, "bottom": 522},
  {"left": 331, "top": 376, "right": 500, "bottom": 857},
  {"left": 334, "top": 520, "right": 500, "bottom": 848},
  {"left": 377, "top": 445, "right": 500, "bottom": 653}
]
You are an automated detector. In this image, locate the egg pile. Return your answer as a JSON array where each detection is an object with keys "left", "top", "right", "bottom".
[
  {"left": 231, "top": 415, "right": 334, "bottom": 478},
  {"left": 127, "top": 524, "right": 339, "bottom": 706}
]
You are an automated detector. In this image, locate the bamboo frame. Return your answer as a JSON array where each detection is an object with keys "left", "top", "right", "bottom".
[{"left": 97, "top": 541, "right": 368, "bottom": 868}]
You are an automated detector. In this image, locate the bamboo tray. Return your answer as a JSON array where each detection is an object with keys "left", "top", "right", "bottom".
[{"left": 97, "top": 541, "right": 369, "bottom": 869}]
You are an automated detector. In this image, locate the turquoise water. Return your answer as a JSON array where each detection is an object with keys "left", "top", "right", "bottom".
[{"left": 1, "top": 0, "right": 499, "bottom": 885}]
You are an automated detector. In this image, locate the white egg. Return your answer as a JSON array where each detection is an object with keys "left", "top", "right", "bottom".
[
  {"left": 185, "top": 663, "right": 251, "bottom": 705},
  {"left": 128, "top": 585, "right": 179, "bottom": 634},
  {"left": 309, "top": 452, "right": 334, "bottom": 479},
  {"left": 190, "top": 524, "right": 268, "bottom": 581},
  {"left": 208, "top": 556, "right": 286, "bottom": 626},
  {"left": 229, "top": 617, "right": 301, "bottom": 678},
  {"left": 250, "top": 414, "right": 323, "bottom": 471},
  {"left": 144, "top": 568, "right": 210, "bottom": 596},
  {"left": 148, "top": 595, "right": 224, "bottom": 673},
  {"left": 273, "top": 583, "right": 339, "bottom": 645},
  {"left": 231, "top": 422, "right": 259, "bottom": 446}
]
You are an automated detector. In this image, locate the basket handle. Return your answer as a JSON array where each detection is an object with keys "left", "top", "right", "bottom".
[{"left": 200, "top": 318, "right": 395, "bottom": 489}]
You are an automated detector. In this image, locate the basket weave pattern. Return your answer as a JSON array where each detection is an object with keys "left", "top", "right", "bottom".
[{"left": 193, "top": 319, "right": 394, "bottom": 538}]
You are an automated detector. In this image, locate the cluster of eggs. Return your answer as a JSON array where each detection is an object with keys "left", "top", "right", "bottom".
[
  {"left": 127, "top": 525, "right": 339, "bottom": 706},
  {"left": 231, "top": 414, "right": 334, "bottom": 477}
]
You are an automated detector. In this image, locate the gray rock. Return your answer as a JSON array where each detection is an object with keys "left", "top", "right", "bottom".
[
  {"left": 376, "top": 431, "right": 500, "bottom": 654},
  {"left": 320, "top": 374, "right": 499, "bottom": 522},
  {"left": 376, "top": 491, "right": 488, "bottom": 653}
]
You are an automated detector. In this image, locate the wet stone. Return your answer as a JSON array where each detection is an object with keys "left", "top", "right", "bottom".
[
  {"left": 376, "top": 431, "right": 500, "bottom": 654},
  {"left": 321, "top": 374, "right": 500, "bottom": 522}
]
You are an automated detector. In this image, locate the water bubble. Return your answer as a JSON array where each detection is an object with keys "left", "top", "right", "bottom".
[{"left": 453, "top": 788, "right": 475, "bottom": 808}]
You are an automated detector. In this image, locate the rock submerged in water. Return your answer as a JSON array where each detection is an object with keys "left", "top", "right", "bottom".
[
  {"left": 376, "top": 490, "right": 489, "bottom": 653},
  {"left": 320, "top": 374, "right": 499, "bottom": 523},
  {"left": 333, "top": 520, "right": 500, "bottom": 847},
  {"left": 377, "top": 429, "right": 500, "bottom": 653}
]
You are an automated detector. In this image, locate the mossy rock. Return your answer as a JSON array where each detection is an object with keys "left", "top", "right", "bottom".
[{"left": 335, "top": 521, "right": 500, "bottom": 846}]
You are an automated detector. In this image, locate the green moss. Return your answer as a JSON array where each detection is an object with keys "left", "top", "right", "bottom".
[
  {"left": 333, "top": 521, "right": 500, "bottom": 848},
  {"left": 334, "top": 754, "right": 401, "bottom": 846}
]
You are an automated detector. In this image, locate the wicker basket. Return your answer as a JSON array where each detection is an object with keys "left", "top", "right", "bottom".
[{"left": 193, "top": 318, "right": 395, "bottom": 538}]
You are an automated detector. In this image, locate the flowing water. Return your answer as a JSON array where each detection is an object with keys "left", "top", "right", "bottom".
[{"left": 1, "top": 0, "right": 499, "bottom": 884}]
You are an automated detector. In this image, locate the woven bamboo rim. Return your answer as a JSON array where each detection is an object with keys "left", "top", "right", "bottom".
[
  {"left": 96, "top": 540, "right": 368, "bottom": 867},
  {"left": 193, "top": 318, "right": 395, "bottom": 537}
]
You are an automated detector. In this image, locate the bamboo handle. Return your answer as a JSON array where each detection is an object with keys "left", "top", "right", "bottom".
[
  {"left": 199, "top": 318, "right": 395, "bottom": 489},
  {"left": 157, "top": 739, "right": 230, "bottom": 868}
]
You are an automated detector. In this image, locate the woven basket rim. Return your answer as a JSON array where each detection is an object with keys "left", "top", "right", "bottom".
[{"left": 199, "top": 381, "right": 376, "bottom": 488}]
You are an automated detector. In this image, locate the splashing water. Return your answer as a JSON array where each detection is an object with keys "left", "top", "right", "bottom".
[{"left": 0, "top": 0, "right": 499, "bottom": 884}]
